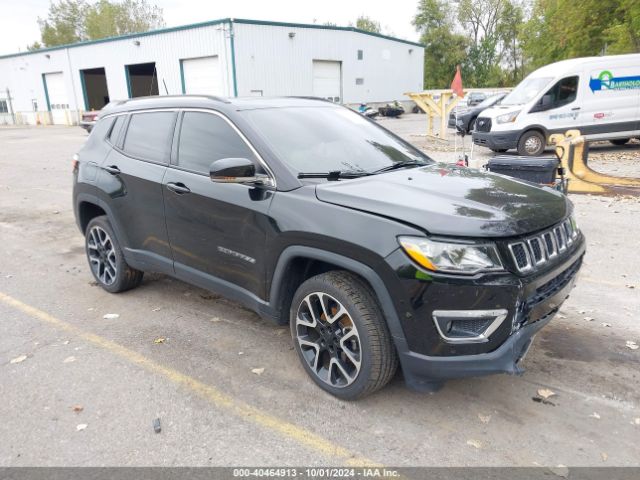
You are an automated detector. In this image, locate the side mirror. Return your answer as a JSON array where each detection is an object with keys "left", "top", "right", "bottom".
[
  {"left": 210, "top": 158, "right": 261, "bottom": 184},
  {"left": 531, "top": 94, "right": 553, "bottom": 113}
]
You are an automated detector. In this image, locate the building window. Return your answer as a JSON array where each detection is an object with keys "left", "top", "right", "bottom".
[
  {"left": 0, "top": 100, "right": 8, "bottom": 113},
  {"left": 355, "top": 78, "right": 364, "bottom": 86},
  {"left": 357, "top": 50, "right": 363, "bottom": 60}
]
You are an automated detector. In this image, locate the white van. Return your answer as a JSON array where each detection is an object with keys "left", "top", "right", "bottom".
[{"left": 472, "top": 54, "right": 640, "bottom": 156}]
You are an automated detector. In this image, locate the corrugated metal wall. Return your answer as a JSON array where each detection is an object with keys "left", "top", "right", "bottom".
[
  {"left": 0, "top": 23, "right": 231, "bottom": 124},
  {"left": 0, "top": 20, "right": 424, "bottom": 125},
  {"left": 234, "top": 23, "right": 424, "bottom": 103}
]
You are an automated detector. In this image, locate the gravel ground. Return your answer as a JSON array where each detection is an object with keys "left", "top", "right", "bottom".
[{"left": 0, "top": 122, "right": 639, "bottom": 468}]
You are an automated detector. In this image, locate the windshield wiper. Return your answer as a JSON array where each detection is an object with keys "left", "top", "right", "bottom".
[
  {"left": 371, "top": 160, "right": 428, "bottom": 174},
  {"left": 297, "top": 170, "right": 372, "bottom": 181}
]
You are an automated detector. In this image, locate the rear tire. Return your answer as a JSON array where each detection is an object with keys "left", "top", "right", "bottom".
[
  {"left": 85, "top": 216, "right": 143, "bottom": 293},
  {"left": 517, "top": 130, "right": 546, "bottom": 156},
  {"left": 610, "top": 138, "right": 630, "bottom": 146},
  {"left": 290, "top": 271, "right": 398, "bottom": 400}
]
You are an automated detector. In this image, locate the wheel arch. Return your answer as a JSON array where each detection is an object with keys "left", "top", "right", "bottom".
[
  {"left": 75, "top": 193, "right": 129, "bottom": 247},
  {"left": 517, "top": 125, "right": 549, "bottom": 145},
  {"left": 266, "top": 246, "right": 409, "bottom": 352}
]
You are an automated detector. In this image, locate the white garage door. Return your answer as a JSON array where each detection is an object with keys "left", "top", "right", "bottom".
[
  {"left": 312, "top": 60, "right": 341, "bottom": 102},
  {"left": 182, "top": 56, "right": 223, "bottom": 95},
  {"left": 44, "top": 72, "right": 69, "bottom": 125}
]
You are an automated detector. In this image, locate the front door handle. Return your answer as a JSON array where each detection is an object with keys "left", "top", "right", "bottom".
[
  {"left": 571, "top": 107, "right": 581, "bottom": 111},
  {"left": 166, "top": 182, "right": 191, "bottom": 195},
  {"left": 103, "top": 165, "right": 121, "bottom": 175}
]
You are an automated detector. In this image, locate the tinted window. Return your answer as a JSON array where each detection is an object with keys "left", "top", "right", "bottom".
[
  {"left": 177, "top": 111, "right": 258, "bottom": 174},
  {"left": 84, "top": 116, "right": 114, "bottom": 149},
  {"left": 243, "top": 106, "right": 432, "bottom": 174},
  {"left": 108, "top": 115, "right": 126, "bottom": 145},
  {"left": 123, "top": 111, "right": 175, "bottom": 163},
  {"left": 543, "top": 76, "right": 578, "bottom": 108}
]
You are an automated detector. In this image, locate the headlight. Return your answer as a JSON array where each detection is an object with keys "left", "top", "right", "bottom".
[
  {"left": 398, "top": 236, "right": 504, "bottom": 274},
  {"left": 496, "top": 110, "right": 520, "bottom": 124}
]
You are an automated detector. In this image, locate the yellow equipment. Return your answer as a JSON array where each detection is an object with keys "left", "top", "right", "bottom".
[
  {"left": 549, "top": 130, "right": 640, "bottom": 194},
  {"left": 405, "top": 90, "right": 463, "bottom": 139}
]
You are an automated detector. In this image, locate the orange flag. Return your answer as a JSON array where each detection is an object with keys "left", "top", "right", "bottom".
[{"left": 450, "top": 65, "right": 464, "bottom": 98}]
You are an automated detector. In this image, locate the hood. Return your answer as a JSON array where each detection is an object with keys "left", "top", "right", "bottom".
[
  {"left": 481, "top": 104, "right": 522, "bottom": 119},
  {"left": 315, "top": 164, "right": 569, "bottom": 238}
]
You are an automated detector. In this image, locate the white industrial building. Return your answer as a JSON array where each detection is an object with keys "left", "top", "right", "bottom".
[{"left": 0, "top": 18, "right": 424, "bottom": 125}]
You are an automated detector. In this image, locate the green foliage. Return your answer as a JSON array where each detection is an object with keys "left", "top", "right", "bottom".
[
  {"left": 355, "top": 15, "right": 382, "bottom": 34},
  {"left": 85, "top": 0, "right": 164, "bottom": 39},
  {"left": 34, "top": 0, "right": 165, "bottom": 47},
  {"left": 38, "top": 0, "right": 88, "bottom": 46},
  {"left": 27, "top": 42, "right": 43, "bottom": 51},
  {"left": 413, "top": 0, "right": 469, "bottom": 89},
  {"left": 520, "top": 0, "right": 640, "bottom": 73},
  {"left": 413, "top": 0, "right": 523, "bottom": 88}
]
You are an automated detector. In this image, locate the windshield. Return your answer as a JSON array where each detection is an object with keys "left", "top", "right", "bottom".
[
  {"left": 242, "top": 106, "right": 433, "bottom": 174},
  {"left": 501, "top": 77, "right": 553, "bottom": 105}
]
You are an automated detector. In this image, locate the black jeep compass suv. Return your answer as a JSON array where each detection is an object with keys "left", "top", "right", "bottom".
[{"left": 73, "top": 96, "right": 585, "bottom": 399}]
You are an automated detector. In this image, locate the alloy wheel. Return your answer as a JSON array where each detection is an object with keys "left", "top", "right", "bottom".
[
  {"left": 86, "top": 226, "right": 117, "bottom": 286},
  {"left": 295, "top": 292, "right": 362, "bottom": 388}
]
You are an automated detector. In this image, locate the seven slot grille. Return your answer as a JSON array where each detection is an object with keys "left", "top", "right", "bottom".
[{"left": 508, "top": 219, "right": 578, "bottom": 272}]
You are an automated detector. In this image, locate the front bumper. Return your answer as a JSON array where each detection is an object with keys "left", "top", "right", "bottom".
[
  {"left": 383, "top": 235, "right": 585, "bottom": 391},
  {"left": 472, "top": 129, "right": 520, "bottom": 151}
]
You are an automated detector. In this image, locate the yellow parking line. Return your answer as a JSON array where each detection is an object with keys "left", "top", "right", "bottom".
[{"left": 0, "top": 291, "right": 379, "bottom": 467}]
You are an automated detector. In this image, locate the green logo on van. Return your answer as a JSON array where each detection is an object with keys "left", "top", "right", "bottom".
[{"left": 589, "top": 70, "right": 640, "bottom": 92}]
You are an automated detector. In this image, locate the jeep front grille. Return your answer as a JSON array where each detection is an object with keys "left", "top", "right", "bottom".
[{"left": 508, "top": 219, "right": 578, "bottom": 273}]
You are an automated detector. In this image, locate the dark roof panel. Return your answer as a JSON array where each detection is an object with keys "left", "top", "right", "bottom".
[{"left": 100, "top": 95, "right": 335, "bottom": 116}]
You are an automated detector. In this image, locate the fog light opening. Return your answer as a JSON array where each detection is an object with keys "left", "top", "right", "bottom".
[{"left": 432, "top": 309, "right": 509, "bottom": 344}]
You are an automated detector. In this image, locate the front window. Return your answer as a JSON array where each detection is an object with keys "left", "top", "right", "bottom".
[
  {"left": 242, "top": 106, "right": 433, "bottom": 174},
  {"left": 501, "top": 76, "right": 553, "bottom": 105},
  {"left": 542, "top": 76, "right": 579, "bottom": 109}
]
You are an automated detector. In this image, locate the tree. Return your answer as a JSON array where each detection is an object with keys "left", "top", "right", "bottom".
[
  {"left": 520, "top": 0, "right": 640, "bottom": 72},
  {"left": 38, "top": 0, "right": 89, "bottom": 46},
  {"left": 33, "top": 0, "right": 164, "bottom": 47},
  {"left": 413, "top": 0, "right": 469, "bottom": 89},
  {"left": 456, "top": 0, "right": 524, "bottom": 87},
  {"left": 355, "top": 15, "right": 382, "bottom": 34},
  {"left": 85, "top": 0, "right": 164, "bottom": 39}
]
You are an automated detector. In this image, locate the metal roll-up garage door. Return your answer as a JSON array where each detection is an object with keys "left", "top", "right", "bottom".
[
  {"left": 44, "top": 72, "right": 70, "bottom": 125},
  {"left": 181, "top": 56, "right": 223, "bottom": 95},
  {"left": 312, "top": 60, "right": 342, "bottom": 103}
]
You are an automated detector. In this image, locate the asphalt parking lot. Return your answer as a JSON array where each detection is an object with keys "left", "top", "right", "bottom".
[{"left": 1, "top": 121, "right": 639, "bottom": 468}]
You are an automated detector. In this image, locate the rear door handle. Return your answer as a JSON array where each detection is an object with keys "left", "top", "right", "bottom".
[
  {"left": 103, "top": 165, "right": 121, "bottom": 175},
  {"left": 166, "top": 182, "right": 191, "bottom": 195},
  {"left": 571, "top": 107, "right": 581, "bottom": 111}
]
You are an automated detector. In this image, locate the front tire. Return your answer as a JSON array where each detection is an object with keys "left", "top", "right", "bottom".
[
  {"left": 517, "top": 130, "right": 546, "bottom": 156},
  {"left": 85, "top": 216, "right": 143, "bottom": 293},
  {"left": 290, "top": 271, "right": 398, "bottom": 400}
]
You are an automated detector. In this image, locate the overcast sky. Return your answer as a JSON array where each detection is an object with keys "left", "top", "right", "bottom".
[{"left": 0, "top": 0, "right": 422, "bottom": 55}]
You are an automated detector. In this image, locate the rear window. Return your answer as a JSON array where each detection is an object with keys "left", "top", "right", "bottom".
[
  {"left": 122, "top": 111, "right": 176, "bottom": 163},
  {"left": 84, "top": 116, "right": 114, "bottom": 148},
  {"left": 107, "top": 115, "right": 126, "bottom": 145}
]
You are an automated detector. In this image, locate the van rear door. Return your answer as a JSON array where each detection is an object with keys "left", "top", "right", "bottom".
[{"left": 583, "top": 64, "right": 640, "bottom": 138}]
